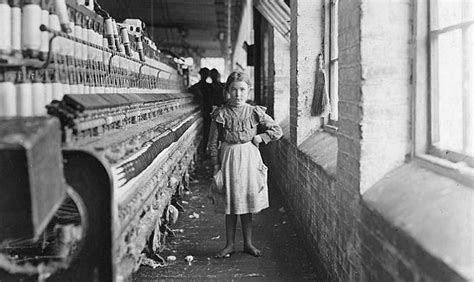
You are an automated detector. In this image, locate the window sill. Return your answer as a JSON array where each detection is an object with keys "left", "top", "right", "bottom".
[
  {"left": 298, "top": 130, "right": 338, "bottom": 179},
  {"left": 362, "top": 162, "right": 474, "bottom": 281},
  {"left": 415, "top": 154, "right": 474, "bottom": 189},
  {"left": 323, "top": 124, "right": 338, "bottom": 135}
]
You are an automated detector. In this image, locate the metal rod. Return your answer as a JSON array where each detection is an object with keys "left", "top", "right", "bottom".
[
  {"left": 39, "top": 24, "right": 175, "bottom": 75},
  {"left": 137, "top": 63, "right": 146, "bottom": 82},
  {"left": 38, "top": 34, "right": 58, "bottom": 70}
]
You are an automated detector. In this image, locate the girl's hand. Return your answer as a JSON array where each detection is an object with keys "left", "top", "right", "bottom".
[
  {"left": 213, "top": 164, "right": 221, "bottom": 175},
  {"left": 252, "top": 135, "right": 263, "bottom": 147}
]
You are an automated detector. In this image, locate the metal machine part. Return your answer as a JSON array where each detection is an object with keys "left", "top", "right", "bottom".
[{"left": 0, "top": 118, "right": 86, "bottom": 280}]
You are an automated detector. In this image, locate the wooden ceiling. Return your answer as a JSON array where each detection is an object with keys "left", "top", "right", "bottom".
[{"left": 98, "top": 0, "right": 244, "bottom": 58}]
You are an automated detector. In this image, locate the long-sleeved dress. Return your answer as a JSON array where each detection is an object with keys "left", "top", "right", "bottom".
[{"left": 207, "top": 103, "right": 283, "bottom": 214}]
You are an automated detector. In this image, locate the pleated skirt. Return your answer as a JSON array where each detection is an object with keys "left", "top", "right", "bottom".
[{"left": 211, "top": 142, "right": 269, "bottom": 215}]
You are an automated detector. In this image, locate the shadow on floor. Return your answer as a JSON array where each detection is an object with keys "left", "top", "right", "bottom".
[{"left": 132, "top": 158, "right": 328, "bottom": 281}]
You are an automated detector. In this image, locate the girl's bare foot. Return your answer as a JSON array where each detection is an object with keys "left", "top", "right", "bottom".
[
  {"left": 243, "top": 244, "right": 262, "bottom": 257},
  {"left": 214, "top": 245, "right": 235, "bottom": 258}
]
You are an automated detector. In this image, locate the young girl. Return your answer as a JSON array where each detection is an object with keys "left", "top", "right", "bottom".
[{"left": 207, "top": 71, "right": 283, "bottom": 258}]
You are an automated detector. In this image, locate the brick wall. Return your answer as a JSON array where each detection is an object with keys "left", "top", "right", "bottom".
[
  {"left": 290, "top": 0, "right": 323, "bottom": 145},
  {"left": 261, "top": 0, "right": 467, "bottom": 281},
  {"left": 264, "top": 139, "right": 464, "bottom": 281}
]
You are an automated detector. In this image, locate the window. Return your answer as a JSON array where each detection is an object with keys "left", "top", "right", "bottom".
[
  {"left": 324, "top": 0, "right": 338, "bottom": 129},
  {"left": 429, "top": 0, "right": 474, "bottom": 167}
]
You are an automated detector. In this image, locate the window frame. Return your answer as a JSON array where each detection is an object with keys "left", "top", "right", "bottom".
[
  {"left": 413, "top": 0, "right": 474, "bottom": 187},
  {"left": 323, "top": 0, "right": 338, "bottom": 133},
  {"left": 428, "top": 0, "right": 474, "bottom": 167}
]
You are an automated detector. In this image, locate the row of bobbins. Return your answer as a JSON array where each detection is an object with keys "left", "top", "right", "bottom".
[
  {"left": 0, "top": 0, "right": 184, "bottom": 117},
  {"left": 0, "top": 0, "right": 174, "bottom": 74},
  {"left": 0, "top": 0, "right": 73, "bottom": 61},
  {"left": 0, "top": 68, "right": 58, "bottom": 116},
  {"left": 0, "top": 64, "right": 186, "bottom": 117}
]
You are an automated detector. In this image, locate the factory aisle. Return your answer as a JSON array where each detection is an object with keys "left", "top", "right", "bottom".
[{"left": 132, "top": 159, "right": 328, "bottom": 281}]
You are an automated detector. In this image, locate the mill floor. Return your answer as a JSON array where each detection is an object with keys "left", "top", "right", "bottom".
[{"left": 132, "top": 159, "right": 327, "bottom": 281}]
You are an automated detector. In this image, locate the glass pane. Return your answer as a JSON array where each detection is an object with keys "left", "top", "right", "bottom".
[
  {"left": 436, "top": 30, "right": 463, "bottom": 153},
  {"left": 330, "top": 1, "right": 338, "bottom": 59},
  {"left": 330, "top": 61, "right": 338, "bottom": 121},
  {"left": 436, "top": 0, "right": 464, "bottom": 30},
  {"left": 464, "top": 24, "right": 474, "bottom": 156}
]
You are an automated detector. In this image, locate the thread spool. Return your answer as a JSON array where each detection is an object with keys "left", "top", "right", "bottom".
[
  {"left": 62, "top": 7, "right": 75, "bottom": 60},
  {"left": 88, "top": 20, "right": 95, "bottom": 60},
  {"left": 51, "top": 69, "right": 63, "bottom": 100},
  {"left": 77, "top": 84, "right": 84, "bottom": 94},
  {"left": 90, "top": 21, "right": 97, "bottom": 61},
  {"left": 52, "top": 80, "right": 63, "bottom": 99},
  {"left": 22, "top": 0, "right": 42, "bottom": 58},
  {"left": 120, "top": 26, "right": 131, "bottom": 57},
  {"left": 118, "top": 44, "right": 125, "bottom": 69},
  {"left": 94, "top": 21, "right": 102, "bottom": 62},
  {"left": 48, "top": 9, "right": 62, "bottom": 64},
  {"left": 68, "top": 69, "right": 77, "bottom": 94},
  {"left": 0, "top": 71, "right": 16, "bottom": 117},
  {"left": 39, "top": 0, "right": 50, "bottom": 61},
  {"left": 32, "top": 70, "right": 46, "bottom": 116},
  {"left": 10, "top": 0, "right": 21, "bottom": 58},
  {"left": 112, "top": 19, "right": 121, "bottom": 52},
  {"left": 44, "top": 72, "right": 53, "bottom": 105},
  {"left": 74, "top": 11, "right": 82, "bottom": 61},
  {"left": 102, "top": 37, "right": 110, "bottom": 65},
  {"left": 119, "top": 43, "right": 125, "bottom": 56},
  {"left": 60, "top": 70, "right": 72, "bottom": 95},
  {"left": 69, "top": 84, "right": 77, "bottom": 94},
  {"left": 16, "top": 69, "right": 33, "bottom": 117},
  {"left": 87, "top": 19, "right": 95, "bottom": 61},
  {"left": 60, "top": 69, "right": 70, "bottom": 95},
  {"left": 66, "top": 22, "right": 75, "bottom": 60},
  {"left": 104, "top": 17, "right": 115, "bottom": 50},
  {"left": 82, "top": 16, "right": 88, "bottom": 61},
  {"left": 94, "top": 22, "right": 103, "bottom": 62},
  {"left": 54, "top": 0, "right": 71, "bottom": 33},
  {"left": 97, "top": 64, "right": 104, "bottom": 93},
  {"left": 136, "top": 35, "right": 145, "bottom": 62},
  {"left": 0, "top": 0, "right": 12, "bottom": 58}
]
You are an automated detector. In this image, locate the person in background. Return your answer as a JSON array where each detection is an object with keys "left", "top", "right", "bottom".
[
  {"left": 207, "top": 71, "right": 283, "bottom": 258},
  {"left": 210, "top": 68, "right": 225, "bottom": 107},
  {"left": 189, "top": 67, "right": 213, "bottom": 155}
]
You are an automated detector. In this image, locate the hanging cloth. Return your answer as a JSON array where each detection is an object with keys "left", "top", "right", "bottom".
[{"left": 311, "top": 66, "right": 331, "bottom": 116}]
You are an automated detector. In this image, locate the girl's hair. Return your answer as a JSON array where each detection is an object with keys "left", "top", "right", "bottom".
[{"left": 224, "top": 71, "right": 252, "bottom": 92}]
